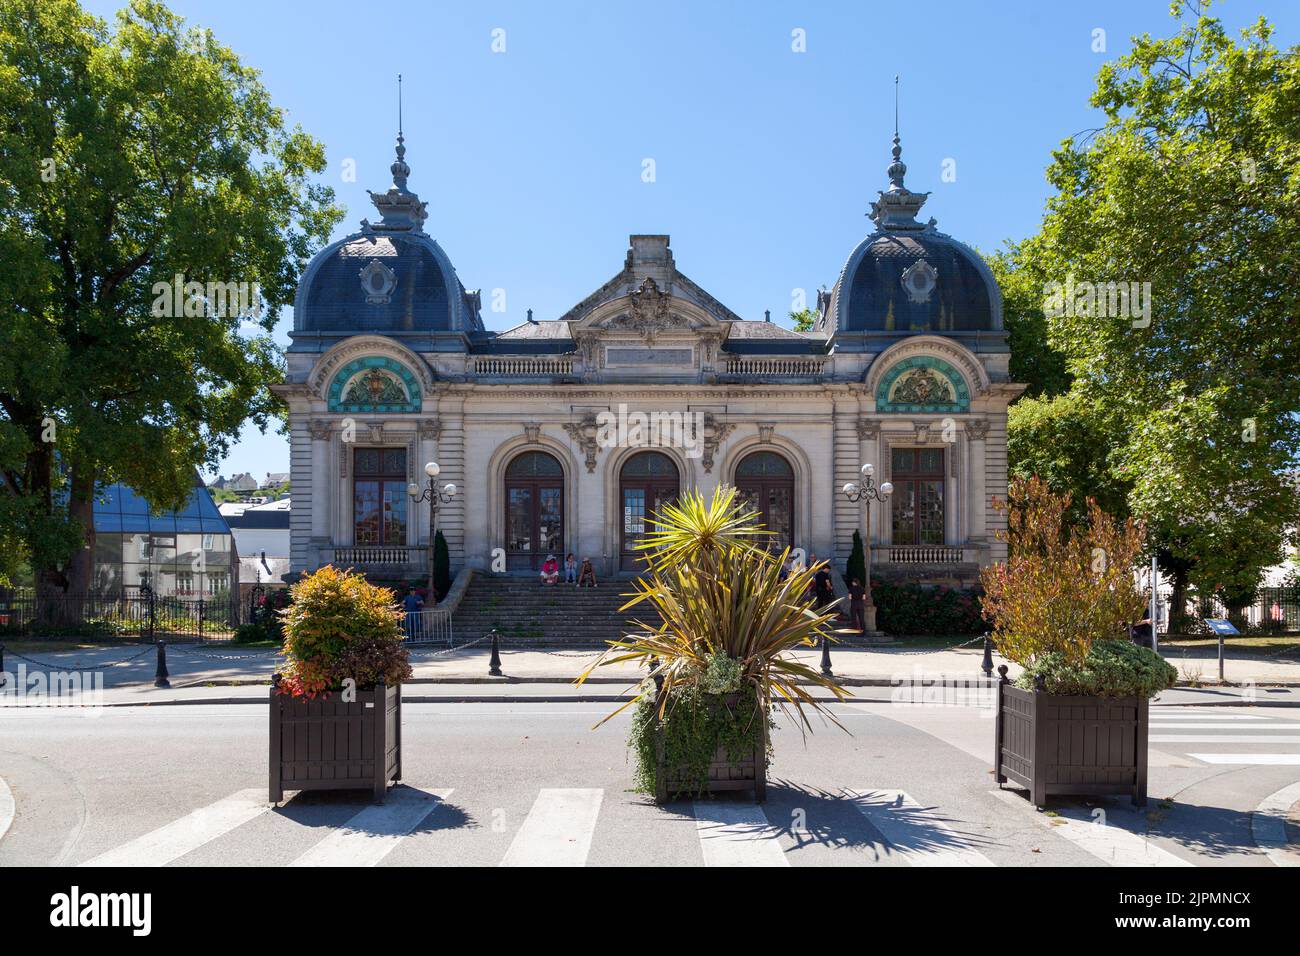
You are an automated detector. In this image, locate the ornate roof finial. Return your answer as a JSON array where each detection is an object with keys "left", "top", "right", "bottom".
[
  {"left": 366, "top": 73, "right": 428, "bottom": 233},
  {"left": 868, "top": 75, "right": 931, "bottom": 232}
]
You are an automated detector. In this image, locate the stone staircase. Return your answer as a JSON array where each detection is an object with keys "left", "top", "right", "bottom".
[{"left": 449, "top": 574, "right": 650, "bottom": 647}]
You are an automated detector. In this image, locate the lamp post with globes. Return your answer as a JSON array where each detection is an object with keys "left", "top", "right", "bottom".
[
  {"left": 407, "top": 461, "right": 456, "bottom": 603},
  {"left": 841, "top": 463, "right": 893, "bottom": 636}
]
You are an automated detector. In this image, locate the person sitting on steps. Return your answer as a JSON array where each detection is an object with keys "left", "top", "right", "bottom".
[
  {"left": 578, "top": 557, "right": 598, "bottom": 588},
  {"left": 564, "top": 552, "right": 578, "bottom": 585},
  {"left": 540, "top": 553, "right": 559, "bottom": 586}
]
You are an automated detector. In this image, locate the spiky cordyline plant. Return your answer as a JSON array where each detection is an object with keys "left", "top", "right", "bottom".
[{"left": 577, "top": 486, "right": 852, "bottom": 731}]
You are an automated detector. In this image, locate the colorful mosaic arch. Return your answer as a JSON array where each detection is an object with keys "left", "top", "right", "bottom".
[
  {"left": 875, "top": 355, "right": 970, "bottom": 413},
  {"left": 327, "top": 356, "right": 421, "bottom": 413}
]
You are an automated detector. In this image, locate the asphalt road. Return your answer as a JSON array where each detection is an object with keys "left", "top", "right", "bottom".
[{"left": 1, "top": 700, "right": 1298, "bottom": 867}]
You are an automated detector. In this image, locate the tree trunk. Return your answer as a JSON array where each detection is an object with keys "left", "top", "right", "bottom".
[
  {"left": 64, "top": 462, "right": 96, "bottom": 601},
  {"left": 1167, "top": 569, "right": 1192, "bottom": 634}
]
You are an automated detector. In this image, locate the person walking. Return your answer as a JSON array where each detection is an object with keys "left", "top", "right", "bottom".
[
  {"left": 813, "top": 560, "right": 834, "bottom": 612},
  {"left": 848, "top": 578, "right": 867, "bottom": 635}
]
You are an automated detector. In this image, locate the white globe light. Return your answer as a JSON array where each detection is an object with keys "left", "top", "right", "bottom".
[
  {"left": 406, "top": 483, "right": 419, "bottom": 497},
  {"left": 443, "top": 482, "right": 457, "bottom": 497},
  {"left": 861, "top": 463, "right": 874, "bottom": 477},
  {"left": 881, "top": 481, "right": 894, "bottom": 496},
  {"left": 842, "top": 482, "right": 859, "bottom": 496},
  {"left": 424, "top": 461, "right": 440, "bottom": 478}
]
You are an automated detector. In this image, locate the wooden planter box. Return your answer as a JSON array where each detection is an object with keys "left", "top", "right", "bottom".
[
  {"left": 995, "top": 672, "right": 1148, "bottom": 809},
  {"left": 654, "top": 693, "right": 768, "bottom": 804},
  {"left": 270, "top": 679, "right": 401, "bottom": 804}
]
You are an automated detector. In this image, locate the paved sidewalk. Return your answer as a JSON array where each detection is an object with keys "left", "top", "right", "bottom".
[{"left": 2, "top": 638, "right": 1299, "bottom": 690}]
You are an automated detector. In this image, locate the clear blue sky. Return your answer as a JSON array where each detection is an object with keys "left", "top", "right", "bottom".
[{"left": 80, "top": 0, "right": 1299, "bottom": 482}]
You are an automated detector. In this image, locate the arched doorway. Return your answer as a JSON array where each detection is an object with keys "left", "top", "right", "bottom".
[
  {"left": 504, "top": 451, "right": 564, "bottom": 571},
  {"left": 619, "top": 451, "right": 680, "bottom": 571},
  {"left": 734, "top": 450, "right": 795, "bottom": 551}
]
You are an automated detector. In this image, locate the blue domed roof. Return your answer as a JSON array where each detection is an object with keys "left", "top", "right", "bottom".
[
  {"left": 828, "top": 134, "right": 1002, "bottom": 337},
  {"left": 292, "top": 134, "right": 481, "bottom": 340}
]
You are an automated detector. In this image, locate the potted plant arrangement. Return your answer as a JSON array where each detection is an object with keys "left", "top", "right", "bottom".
[
  {"left": 579, "top": 487, "right": 850, "bottom": 802},
  {"left": 981, "top": 477, "right": 1177, "bottom": 809},
  {"left": 269, "top": 566, "right": 413, "bottom": 804}
]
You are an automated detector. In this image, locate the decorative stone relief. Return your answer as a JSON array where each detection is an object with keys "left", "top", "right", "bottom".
[
  {"left": 856, "top": 418, "right": 881, "bottom": 441},
  {"left": 700, "top": 415, "right": 736, "bottom": 474},
  {"left": 523, "top": 423, "right": 542, "bottom": 444},
  {"left": 915, "top": 423, "right": 931, "bottom": 445},
  {"left": 966, "top": 418, "right": 990, "bottom": 441},
  {"left": 309, "top": 420, "right": 332, "bottom": 442},
  {"left": 418, "top": 418, "right": 442, "bottom": 441},
  {"left": 358, "top": 259, "right": 397, "bottom": 304},
  {"left": 562, "top": 414, "right": 602, "bottom": 473},
  {"left": 606, "top": 276, "right": 690, "bottom": 343},
  {"left": 365, "top": 421, "right": 386, "bottom": 444},
  {"left": 757, "top": 423, "right": 776, "bottom": 444}
]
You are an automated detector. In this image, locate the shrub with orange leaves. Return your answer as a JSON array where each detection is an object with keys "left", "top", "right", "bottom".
[
  {"left": 276, "top": 566, "right": 412, "bottom": 698},
  {"left": 981, "top": 476, "right": 1146, "bottom": 671}
]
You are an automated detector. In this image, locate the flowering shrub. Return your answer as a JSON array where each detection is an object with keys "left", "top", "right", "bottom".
[
  {"left": 276, "top": 566, "right": 412, "bottom": 699},
  {"left": 981, "top": 476, "right": 1147, "bottom": 672},
  {"left": 870, "top": 579, "right": 985, "bottom": 635}
]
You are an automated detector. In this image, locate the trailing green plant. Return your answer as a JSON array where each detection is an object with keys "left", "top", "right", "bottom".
[
  {"left": 277, "top": 566, "right": 411, "bottom": 699},
  {"left": 232, "top": 622, "right": 267, "bottom": 644},
  {"left": 627, "top": 683, "right": 772, "bottom": 798},
  {"left": 1018, "top": 639, "right": 1177, "bottom": 697},
  {"left": 578, "top": 486, "right": 851, "bottom": 739}
]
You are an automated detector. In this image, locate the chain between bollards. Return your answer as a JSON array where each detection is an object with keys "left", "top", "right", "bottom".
[
  {"left": 981, "top": 633, "right": 995, "bottom": 678},
  {"left": 154, "top": 637, "right": 170, "bottom": 688},
  {"left": 487, "top": 628, "right": 502, "bottom": 677}
]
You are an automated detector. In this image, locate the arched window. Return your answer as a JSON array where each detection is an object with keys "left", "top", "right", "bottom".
[
  {"left": 619, "top": 451, "right": 679, "bottom": 571},
  {"left": 734, "top": 451, "right": 795, "bottom": 550},
  {"left": 504, "top": 451, "right": 564, "bottom": 570}
]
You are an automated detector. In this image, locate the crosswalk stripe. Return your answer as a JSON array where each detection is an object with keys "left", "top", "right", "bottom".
[
  {"left": 289, "top": 788, "right": 453, "bottom": 867},
  {"left": 1149, "top": 714, "right": 1264, "bottom": 720},
  {"left": 1151, "top": 723, "right": 1300, "bottom": 730},
  {"left": 1250, "top": 781, "right": 1300, "bottom": 868},
  {"left": 990, "top": 789, "right": 1192, "bottom": 867},
  {"left": 1189, "top": 753, "right": 1300, "bottom": 765},
  {"left": 80, "top": 789, "right": 269, "bottom": 867},
  {"left": 0, "top": 775, "right": 14, "bottom": 844},
  {"left": 500, "top": 788, "right": 603, "bottom": 867},
  {"left": 1152, "top": 735, "right": 1300, "bottom": 744},
  {"left": 848, "top": 789, "right": 995, "bottom": 867},
  {"left": 693, "top": 803, "right": 789, "bottom": 867}
]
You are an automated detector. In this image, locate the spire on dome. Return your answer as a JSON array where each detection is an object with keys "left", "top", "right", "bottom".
[
  {"left": 364, "top": 73, "right": 428, "bottom": 233},
  {"left": 868, "top": 76, "right": 932, "bottom": 232}
]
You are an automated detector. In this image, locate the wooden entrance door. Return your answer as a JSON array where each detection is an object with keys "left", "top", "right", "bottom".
[
  {"left": 619, "top": 451, "right": 680, "bottom": 571},
  {"left": 504, "top": 451, "right": 564, "bottom": 571}
]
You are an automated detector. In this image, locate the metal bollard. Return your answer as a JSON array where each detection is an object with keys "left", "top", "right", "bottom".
[
  {"left": 154, "top": 637, "right": 170, "bottom": 688},
  {"left": 819, "top": 632, "right": 833, "bottom": 677},
  {"left": 981, "top": 634, "right": 995, "bottom": 678},
  {"left": 0, "top": 641, "right": 6, "bottom": 687},
  {"left": 488, "top": 629, "right": 502, "bottom": 677}
]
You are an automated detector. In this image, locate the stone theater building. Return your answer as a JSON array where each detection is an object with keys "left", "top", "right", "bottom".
[{"left": 275, "top": 131, "right": 1023, "bottom": 588}]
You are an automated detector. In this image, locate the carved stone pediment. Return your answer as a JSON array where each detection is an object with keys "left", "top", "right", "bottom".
[{"left": 602, "top": 277, "right": 692, "bottom": 343}]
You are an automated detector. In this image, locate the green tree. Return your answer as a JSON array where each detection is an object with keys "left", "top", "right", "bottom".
[
  {"left": 433, "top": 529, "right": 451, "bottom": 600},
  {"left": 1014, "top": 1, "right": 1300, "bottom": 618},
  {"left": 788, "top": 309, "right": 816, "bottom": 333},
  {"left": 986, "top": 246, "right": 1071, "bottom": 399},
  {"left": 0, "top": 0, "right": 341, "bottom": 612}
]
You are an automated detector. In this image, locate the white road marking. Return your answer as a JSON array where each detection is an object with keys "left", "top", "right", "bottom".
[
  {"left": 290, "top": 788, "right": 453, "bottom": 867},
  {"left": 1150, "top": 723, "right": 1300, "bottom": 730},
  {"left": 1250, "top": 781, "right": 1300, "bottom": 868},
  {"left": 1189, "top": 754, "right": 1300, "bottom": 765},
  {"left": 1149, "top": 713, "right": 1265, "bottom": 720},
  {"left": 1152, "top": 735, "right": 1300, "bottom": 744},
  {"left": 0, "top": 776, "right": 14, "bottom": 844},
  {"left": 990, "top": 789, "right": 1192, "bottom": 867},
  {"left": 693, "top": 803, "right": 789, "bottom": 867},
  {"left": 80, "top": 789, "right": 269, "bottom": 867},
  {"left": 500, "top": 788, "right": 603, "bottom": 867},
  {"left": 848, "top": 789, "right": 995, "bottom": 867}
]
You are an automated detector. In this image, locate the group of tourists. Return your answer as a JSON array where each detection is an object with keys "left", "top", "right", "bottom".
[
  {"left": 539, "top": 553, "right": 598, "bottom": 588},
  {"left": 778, "top": 553, "right": 869, "bottom": 636}
]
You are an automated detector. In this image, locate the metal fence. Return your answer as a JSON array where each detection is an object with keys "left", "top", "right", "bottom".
[
  {"left": 402, "top": 608, "right": 453, "bottom": 647},
  {"left": 0, "top": 587, "right": 247, "bottom": 643},
  {"left": 1156, "top": 586, "right": 1300, "bottom": 635}
]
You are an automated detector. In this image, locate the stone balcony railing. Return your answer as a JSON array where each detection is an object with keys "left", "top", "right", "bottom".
[
  {"left": 873, "top": 544, "right": 971, "bottom": 564},
  {"left": 722, "top": 356, "right": 828, "bottom": 379},
  {"left": 326, "top": 546, "right": 427, "bottom": 569},
  {"left": 469, "top": 356, "right": 575, "bottom": 377}
]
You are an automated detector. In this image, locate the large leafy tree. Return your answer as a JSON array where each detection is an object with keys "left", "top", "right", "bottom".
[
  {"left": 1012, "top": 1, "right": 1300, "bottom": 622},
  {"left": 0, "top": 0, "right": 341, "bottom": 607}
]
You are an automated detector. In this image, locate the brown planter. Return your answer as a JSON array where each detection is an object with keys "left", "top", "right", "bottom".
[
  {"left": 269, "top": 678, "right": 401, "bottom": 804},
  {"left": 654, "top": 692, "right": 768, "bottom": 804},
  {"left": 994, "top": 668, "right": 1148, "bottom": 809}
]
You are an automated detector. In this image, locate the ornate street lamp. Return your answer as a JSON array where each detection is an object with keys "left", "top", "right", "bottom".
[
  {"left": 841, "top": 463, "right": 894, "bottom": 636},
  {"left": 407, "top": 461, "right": 456, "bottom": 602}
]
